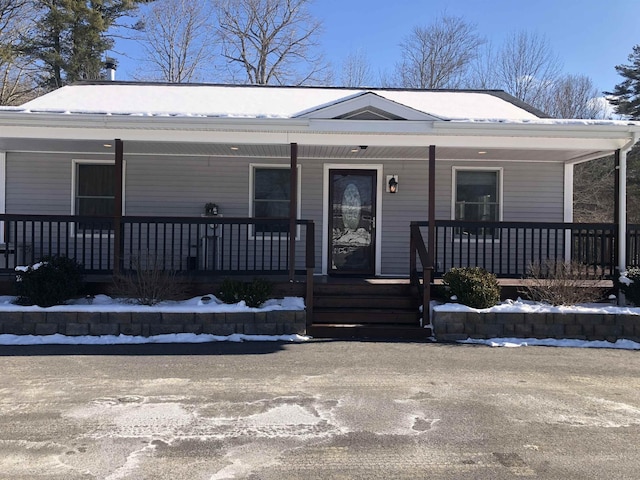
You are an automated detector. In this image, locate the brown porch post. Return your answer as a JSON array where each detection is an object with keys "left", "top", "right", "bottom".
[
  {"left": 288, "top": 142, "right": 298, "bottom": 281},
  {"left": 425, "top": 145, "right": 436, "bottom": 327},
  {"left": 113, "top": 139, "right": 124, "bottom": 276},
  {"left": 427, "top": 145, "right": 436, "bottom": 269}
]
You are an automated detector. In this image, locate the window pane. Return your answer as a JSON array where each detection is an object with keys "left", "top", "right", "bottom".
[
  {"left": 455, "top": 202, "right": 499, "bottom": 221},
  {"left": 254, "top": 200, "right": 290, "bottom": 218},
  {"left": 255, "top": 168, "right": 290, "bottom": 201},
  {"left": 253, "top": 167, "right": 291, "bottom": 234},
  {"left": 78, "top": 198, "right": 115, "bottom": 216},
  {"left": 78, "top": 164, "right": 115, "bottom": 197},
  {"left": 456, "top": 171, "right": 497, "bottom": 203},
  {"left": 455, "top": 170, "right": 499, "bottom": 224}
]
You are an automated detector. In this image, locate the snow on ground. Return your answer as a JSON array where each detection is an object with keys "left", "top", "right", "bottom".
[
  {"left": 0, "top": 294, "right": 308, "bottom": 345},
  {"left": 0, "top": 332, "right": 309, "bottom": 346},
  {"left": 460, "top": 337, "right": 640, "bottom": 350},
  {"left": 432, "top": 297, "right": 640, "bottom": 315},
  {"left": 0, "top": 294, "right": 305, "bottom": 313}
]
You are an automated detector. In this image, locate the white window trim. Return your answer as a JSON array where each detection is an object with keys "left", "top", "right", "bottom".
[
  {"left": 248, "top": 163, "right": 301, "bottom": 241},
  {"left": 71, "top": 159, "right": 126, "bottom": 237},
  {"left": 451, "top": 166, "right": 503, "bottom": 241}
]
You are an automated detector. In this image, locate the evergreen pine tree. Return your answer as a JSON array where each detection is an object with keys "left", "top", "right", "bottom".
[
  {"left": 606, "top": 44, "right": 640, "bottom": 120},
  {"left": 24, "top": 0, "right": 150, "bottom": 90}
]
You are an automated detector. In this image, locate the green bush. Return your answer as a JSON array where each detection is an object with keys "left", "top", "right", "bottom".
[
  {"left": 15, "top": 256, "right": 84, "bottom": 307},
  {"left": 217, "top": 278, "right": 273, "bottom": 308},
  {"left": 618, "top": 268, "right": 640, "bottom": 306},
  {"left": 442, "top": 267, "right": 500, "bottom": 309}
]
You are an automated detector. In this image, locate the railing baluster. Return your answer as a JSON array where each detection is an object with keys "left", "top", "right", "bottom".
[{"left": 245, "top": 222, "right": 250, "bottom": 272}]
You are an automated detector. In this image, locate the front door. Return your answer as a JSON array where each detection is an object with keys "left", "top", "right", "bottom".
[{"left": 328, "top": 169, "right": 377, "bottom": 275}]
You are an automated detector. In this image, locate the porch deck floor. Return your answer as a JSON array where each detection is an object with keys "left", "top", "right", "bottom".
[{"left": 314, "top": 276, "right": 613, "bottom": 288}]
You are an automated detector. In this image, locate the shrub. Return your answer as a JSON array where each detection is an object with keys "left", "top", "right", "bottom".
[
  {"left": 442, "top": 267, "right": 500, "bottom": 309},
  {"left": 112, "top": 255, "right": 187, "bottom": 306},
  {"left": 15, "top": 256, "right": 84, "bottom": 307},
  {"left": 618, "top": 268, "right": 640, "bottom": 306},
  {"left": 523, "top": 260, "right": 607, "bottom": 306},
  {"left": 217, "top": 278, "right": 273, "bottom": 308}
]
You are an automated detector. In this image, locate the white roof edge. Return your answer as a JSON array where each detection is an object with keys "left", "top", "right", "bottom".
[{"left": 1, "top": 107, "right": 637, "bottom": 129}]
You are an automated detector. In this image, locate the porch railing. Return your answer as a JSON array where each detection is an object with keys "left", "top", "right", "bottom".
[
  {"left": 0, "top": 214, "right": 315, "bottom": 279},
  {"left": 412, "top": 220, "right": 638, "bottom": 279},
  {"left": 410, "top": 223, "right": 432, "bottom": 327}
]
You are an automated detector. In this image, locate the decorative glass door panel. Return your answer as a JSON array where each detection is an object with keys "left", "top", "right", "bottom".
[{"left": 328, "top": 169, "right": 376, "bottom": 275}]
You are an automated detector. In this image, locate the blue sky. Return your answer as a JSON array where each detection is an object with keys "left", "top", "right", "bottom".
[{"left": 115, "top": 0, "right": 639, "bottom": 93}]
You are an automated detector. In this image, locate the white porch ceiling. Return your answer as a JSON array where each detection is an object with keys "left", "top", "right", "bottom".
[{"left": 0, "top": 137, "right": 611, "bottom": 163}]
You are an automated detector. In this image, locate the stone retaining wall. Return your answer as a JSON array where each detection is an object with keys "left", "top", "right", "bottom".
[
  {"left": 432, "top": 311, "right": 640, "bottom": 343},
  {"left": 0, "top": 311, "right": 306, "bottom": 337}
]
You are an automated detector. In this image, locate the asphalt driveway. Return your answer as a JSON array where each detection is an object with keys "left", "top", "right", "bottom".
[{"left": 0, "top": 340, "right": 639, "bottom": 479}]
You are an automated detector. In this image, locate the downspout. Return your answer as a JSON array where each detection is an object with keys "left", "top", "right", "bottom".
[{"left": 563, "top": 163, "right": 573, "bottom": 263}]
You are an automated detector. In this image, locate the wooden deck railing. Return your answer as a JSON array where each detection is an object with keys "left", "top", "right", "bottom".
[
  {"left": 0, "top": 214, "right": 315, "bottom": 281},
  {"left": 411, "top": 220, "right": 635, "bottom": 279}
]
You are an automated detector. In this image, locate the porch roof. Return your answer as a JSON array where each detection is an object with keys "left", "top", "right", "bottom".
[{"left": 0, "top": 82, "right": 638, "bottom": 163}]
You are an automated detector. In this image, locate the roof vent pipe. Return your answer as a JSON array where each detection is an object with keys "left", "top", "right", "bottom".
[{"left": 104, "top": 60, "right": 116, "bottom": 81}]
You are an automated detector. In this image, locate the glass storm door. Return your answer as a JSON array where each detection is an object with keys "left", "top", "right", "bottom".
[{"left": 328, "top": 169, "right": 377, "bottom": 275}]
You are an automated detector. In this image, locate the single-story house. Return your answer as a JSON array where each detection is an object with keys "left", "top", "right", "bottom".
[{"left": 0, "top": 82, "right": 638, "bottom": 334}]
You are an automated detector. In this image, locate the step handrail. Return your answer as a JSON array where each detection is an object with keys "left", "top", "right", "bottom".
[{"left": 410, "top": 222, "right": 433, "bottom": 327}]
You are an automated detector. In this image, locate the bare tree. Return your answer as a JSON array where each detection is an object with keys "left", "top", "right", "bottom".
[
  {"left": 0, "top": 0, "right": 39, "bottom": 105},
  {"left": 395, "top": 15, "right": 484, "bottom": 89},
  {"left": 340, "top": 48, "right": 373, "bottom": 87},
  {"left": 467, "top": 41, "right": 499, "bottom": 89},
  {"left": 573, "top": 156, "right": 616, "bottom": 222},
  {"left": 134, "top": 0, "right": 216, "bottom": 82},
  {"left": 213, "top": 0, "right": 329, "bottom": 85},
  {"left": 541, "top": 74, "right": 608, "bottom": 119},
  {"left": 493, "top": 31, "right": 561, "bottom": 107}
]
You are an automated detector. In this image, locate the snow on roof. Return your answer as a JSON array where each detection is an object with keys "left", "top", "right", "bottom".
[{"left": 16, "top": 83, "right": 544, "bottom": 121}]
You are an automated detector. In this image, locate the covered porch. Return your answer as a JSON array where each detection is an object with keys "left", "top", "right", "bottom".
[{"left": 1, "top": 97, "right": 638, "bottom": 335}]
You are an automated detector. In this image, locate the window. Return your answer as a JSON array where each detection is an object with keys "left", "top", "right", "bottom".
[
  {"left": 74, "top": 162, "right": 115, "bottom": 233},
  {"left": 250, "top": 165, "right": 299, "bottom": 237},
  {"left": 76, "top": 163, "right": 115, "bottom": 216},
  {"left": 453, "top": 168, "right": 501, "bottom": 237}
]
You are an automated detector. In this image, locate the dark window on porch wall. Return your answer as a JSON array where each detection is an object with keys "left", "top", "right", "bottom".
[
  {"left": 253, "top": 167, "right": 290, "bottom": 233},
  {"left": 454, "top": 169, "right": 500, "bottom": 237},
  {"left": 76, "top": 163, "right": 115, "bottom": 231}
]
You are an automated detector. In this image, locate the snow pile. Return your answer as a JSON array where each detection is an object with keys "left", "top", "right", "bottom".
[
  {"left": 460, "top": 337, "right": 640, "bottom": 350},
  {"left": 619, "top": 271, "right": 634, "bottom": 286},
  {"left": 0, "top": 332, "right": 308, "bottom": 346},
  {"left": 0, "top": 294, "right": 305, "bottom": 314},
  {"left": 433, "top": 298, "right": 640, "bottom": 316}
]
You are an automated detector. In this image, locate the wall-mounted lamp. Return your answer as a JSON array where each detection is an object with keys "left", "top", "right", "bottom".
[{"left": 387, "top": 175, "right": 398, "bottom": 193}]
